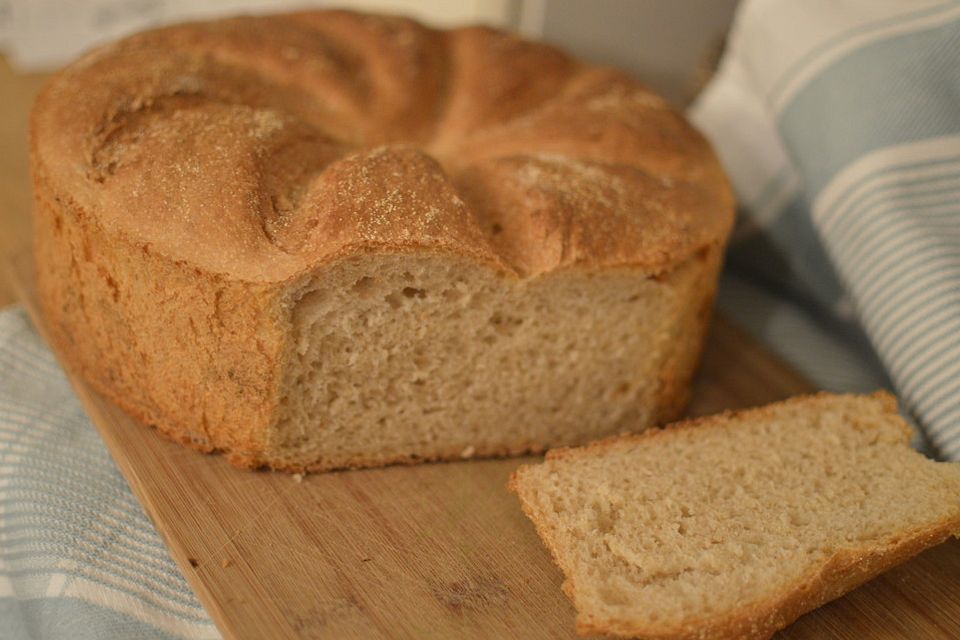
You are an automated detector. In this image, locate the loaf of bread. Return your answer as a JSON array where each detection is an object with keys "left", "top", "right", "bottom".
[
  {"left": 31, "top": 10, "right": 733, "bottom": 471},
  {"left": 510, "top": 392, "right": 960, "bottom": 639}
]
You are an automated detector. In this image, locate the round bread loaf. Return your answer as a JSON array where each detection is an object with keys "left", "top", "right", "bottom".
[{"left": 31, "top": 10, "right": 734, "bottom": 472}]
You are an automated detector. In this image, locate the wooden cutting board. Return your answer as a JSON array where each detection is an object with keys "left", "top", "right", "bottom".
[{"left": 6, "top": 249, "right": 960, "bottom": 640}]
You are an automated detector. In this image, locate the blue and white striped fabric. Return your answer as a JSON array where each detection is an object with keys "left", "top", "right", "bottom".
[
  {"left": 0, "top": 308, "right": 219, "bottom": 639},
  {"left": 692, "top": 0, "right": 960, "bottom": 461}
]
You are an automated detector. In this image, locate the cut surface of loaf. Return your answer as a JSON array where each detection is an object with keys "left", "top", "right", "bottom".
[
  {"left": 510, "top": 392, "right": 960, "bottom": 640},
  {"left": 31, "top": 10, "right": 733, "bottom": 471}
]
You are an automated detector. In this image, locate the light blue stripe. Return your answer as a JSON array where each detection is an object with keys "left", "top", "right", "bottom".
[
  {"left": 0, "top": 543, "right": 175, "bottom": 590},
  {"left": 765, "top": 1, "right": 958, "bottom": 105},
  {"left": 0, "top": 448, "right": 127, "bottom": 488},
  {"left": 0, "top": 553, "right": 198, "bottom": 612},
  {"left": 0, "top": 492, "right": 146, "bottom": 527},
  {"left": 919, "top": 381, "right": 960, "bottom": 419},
  {"left": 901, "top": 213, "right": 960, "bottom": 230},
  {"left": 861, "top": 275, "right": 958, "bottom": 343},
  {"left": 0, "top": 501, "right": 168, "bottom": 552},
  {"left": 825, "top": 188, "right": 960, "bottom": 253},
  {"left": 0, "top": 432, "right": 126, "bottom": 476},
  {"left": 889, "top": 339, "right": 959, "bottom": 390},
  {"left": 851, "top": 255, "right": 959, "bottom": 323},
  {"left": 912, "top": 411, "right": 960, "bottom": 452},
  {"left": 880, "top": 298, "right": 960, "bottom": 362},
  {"left": 0, "top": 528, "right": 170, "bottom": 570},
  {"left": 0, "top": 568, "right": 208, "bottom": 624},
  {"left": 935, "top": 428, "right": 960, "bottom": 448},
  {"left": 927, "top": 396, "right": 960, "bottom": 426},
  {"left": 904, "top": 396, "right": 959, "bottom": 443},
  {"left": 0, "top": 505, "right": 173, "bottom": 560},
  {"left": 833, "top": 191, "right": 960, "bottom": 247},
  {"left": 0, "top": 493, "right": 167, "bottom": 548},
  {"left": 842, "top": 230, "right": 960, "bottom": 273},
  {"left": 841, "top": 239, "right": 960, "bottom": 307},
  {"left": 0, "top": 401, "right": 83, "bottom": 428},
  {"left": 857, "top": 279, "right": 957, "bottom": 344},
  {"left": 834, "top": 197, "right": 960, "bottom": 271},
  {"left": 0, "top": 596, "right": 201, "bottom": 640},
  {"left": 0, "top": 495, "right": 145, "bottom": 531},
  {"left": 0, "top": 570, "right": 206, "bottom": 626},
  {"left": 839, "top": 239, "right": 960, "bottom": 299},
  {"left": 880, "top": 309, "right": 960, "bottom": 370},
  {"left": 942, "top": 430, "right": 960, "bottom": 448},
  {"left": 0, "top": 338, "right": 63, "bottom": 373},
  {"left": 943, "top": 442, "right": 960, "bottom": 463},
  {"left": 0, "top": 308, "right": 212, "bottom": 637},
  {"left": 0, "top": 541, "right": 185, "bottom": 597},
  {"left": 944, "top": 442, "right": 960, "bottom": 461},
  {"left": 891, "top": 330, "right": 960, "bottom": 384},
  {"left": 819, "top": 157, "right": 960, "bottom": 229},
  {"left": 0, "top": 354, "right": 65, "bottom": 387},
  {"left": 871, "top": 284, "right": 953, "bottom": 342},
  {"left": 841, "top": 237, "right": 960, "bottom": 309},
  {"left": 779, "top": 18, "right": 960, "bottom": 197},
  {"left": 1, "top": 547, "right": 205, "bottom": 614},
  {"left": 0, "top": 419, "right": 96, "bottom": 450},
  {"left": 894, "top": 358, "right": 958, "bottom": 410}
]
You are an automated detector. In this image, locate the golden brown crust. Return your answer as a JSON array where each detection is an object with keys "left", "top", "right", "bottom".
[
  {"left": 508, "top": 392, "right": 956, "bottom": 640},
  {"left": 32, "top": 183, "right": 283, "bottom": 460},
  {"left": 538, "top": 391, "right": 905, "bottom": 465},
  {"left": 31, "top": 10, "right": 733, "bottom": 282},
  {"left": 570, "top": 518, "right": 960, "bottom": 640},
  {"left": 32, "top": 9, "right": 734, "bottom": 472}
]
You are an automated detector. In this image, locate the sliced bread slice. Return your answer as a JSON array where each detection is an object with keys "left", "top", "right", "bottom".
[{"left": 510, "top": 392, "right": 960, "bottom": 640}]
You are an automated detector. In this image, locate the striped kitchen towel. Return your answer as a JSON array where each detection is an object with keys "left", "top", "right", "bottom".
[
  {"left": 692, "top": 0, "right": 960, "bottom": 460},
  {"left": 0, "top": 307, "right": 219, "bottom": 639}
]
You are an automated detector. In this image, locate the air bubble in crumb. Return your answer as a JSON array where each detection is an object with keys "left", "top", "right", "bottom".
[
  {"left": 293, "top": 473, "right": 304, "bottom": 483},
  {"left": 460, "top": 445, "right": 476, "bottom": 459}
]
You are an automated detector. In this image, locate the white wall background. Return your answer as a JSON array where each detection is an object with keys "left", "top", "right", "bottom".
[{"left": 0, "top": 0, "right": 737, "bottom": 104}]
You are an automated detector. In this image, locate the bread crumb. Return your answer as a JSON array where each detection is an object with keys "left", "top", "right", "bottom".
[
  {"left": 293, "top": 473, "right": 304, "bottom": 483},
  {"left": 510, "top": 392, "right": 960, "bottom": 639},
  {"left": 221, "top": 558, "right": 231, "bottom": 569},
  {"left": 460, "top": 445, "right": 476, "bottom": 459}
]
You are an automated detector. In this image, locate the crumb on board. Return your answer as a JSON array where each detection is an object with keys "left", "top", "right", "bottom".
[
  {"left": 221, "top": 558, "right": 232, "bottom": 569},
  {"left": 293, "top": 473, "right": 304, "bottom": 483},
  {"left": 460, "top": 445, "right": 476, "bottom": 459}
]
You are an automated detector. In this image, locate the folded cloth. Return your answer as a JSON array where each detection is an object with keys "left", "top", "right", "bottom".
[
  {"left": 0, "top": 307, "right": 219, "bottom": 639},
  {"left": 692, "top": 0, "right": 960, "bottom": 460}
]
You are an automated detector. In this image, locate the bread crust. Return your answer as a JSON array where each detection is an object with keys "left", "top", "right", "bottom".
[
  {"left": 32, "top": 10, "right": 733, "bottom": 471},
  {"left": 569, "top": 517, "right": 960, "bottom": 640},
  {"left": 509, "top": 392, "right": 960, "bottom": 639},
  {"left": 537, "top": 391, "right": 907, "bottom": 464}
]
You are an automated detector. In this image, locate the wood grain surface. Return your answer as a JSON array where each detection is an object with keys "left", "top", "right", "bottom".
[
  {"left": 5, "top": 248, "right": 959, "bottom": 640},
  {"left": 0, "top": 57, "right": 47, "bottom": 307}
]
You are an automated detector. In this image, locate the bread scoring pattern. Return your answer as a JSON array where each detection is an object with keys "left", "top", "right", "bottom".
[{"left": 32, "top": 11, "right": 732, "bottom": 282}]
